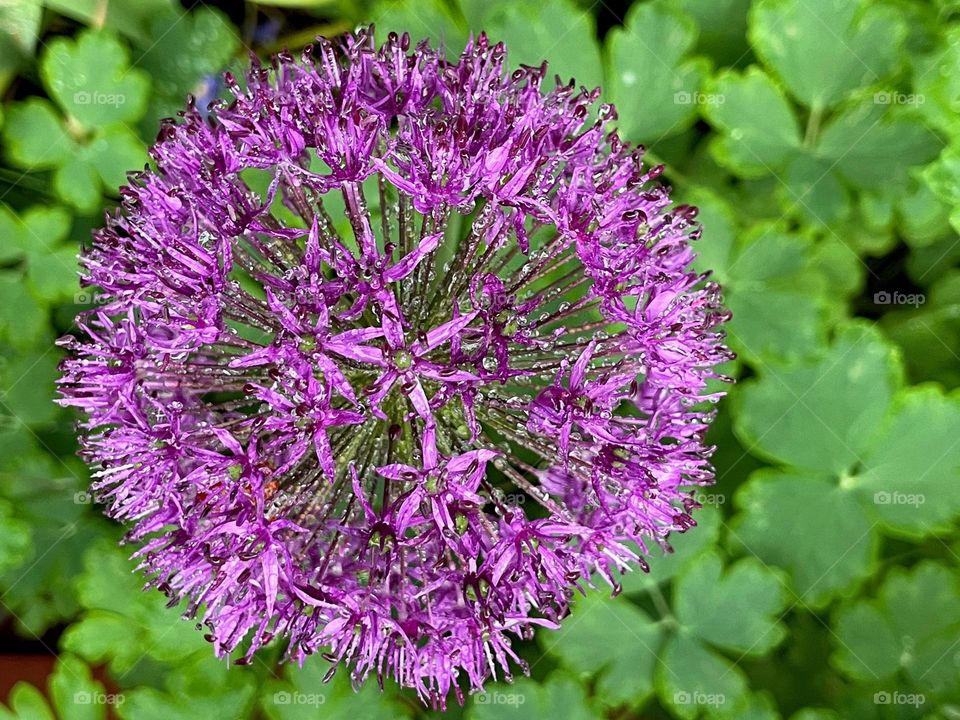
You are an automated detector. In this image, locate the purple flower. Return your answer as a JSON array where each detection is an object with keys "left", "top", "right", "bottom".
[{"left": 57, "top": 29, "right": 731, "bottom": 707}]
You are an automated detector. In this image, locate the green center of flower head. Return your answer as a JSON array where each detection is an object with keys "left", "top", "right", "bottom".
[{"left": 392, "top": 349, "right": 414, "bottom": 370}]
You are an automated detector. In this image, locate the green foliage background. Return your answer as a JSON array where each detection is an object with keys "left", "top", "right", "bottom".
[{"left": 0, "top": 0, "right": 958, "bottom": 718}]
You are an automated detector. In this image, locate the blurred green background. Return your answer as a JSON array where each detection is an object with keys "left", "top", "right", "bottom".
[{"left": 0, "top": 0, "right": 958, "bottom": 718}]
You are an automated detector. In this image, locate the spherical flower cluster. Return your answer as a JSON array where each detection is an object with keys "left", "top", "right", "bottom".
[{"left": 58, "top": 29, "right": 731, "bottom": 707}]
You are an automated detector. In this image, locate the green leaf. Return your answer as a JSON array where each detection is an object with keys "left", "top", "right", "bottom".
[
  {"left": 674, "top": 551, "right": 789, "bottom": 655},
  {"left": 730, "top": 470, "right": 876, "bottom": 608},
  {"left": 685, "top": 188, "right": 736, "bottom": 285},
  {"left": 49, "top": 655, "right": 109, "bottom": 720},
  {"left": 833, "top": 562, "right": 960, "bottom": 693},
  {"left": 0, "top": 498, "right": 31, "bottom": 574},
  {"left": 2, "top": 98, "right": 73, "bottom": 168},
  {"left": 810, "top": 236, "right": 865, "bottom": 299},
  {"left": 605, "top": 1, "right": 709, "bottom": 142},
  {"left": 922, "top": 143, "right": 960, "bottom": 234},
  {"left": 704, "top": 68, "right": 801, "bottom": 176},
  {"left": 789, "top": 711, "right": 841, "bottom": 720},
  {"left": 118, "top": 653, "right": 256, "bottom": 720},
  {"left": 53, "top": 158, "right": 103, "bottom": 213},
  {"left": 914, "top": 26, "right": 960, "bottom": 136},
  {"left": 897, "top": 177, "right": 952, "bottom": 248},
  {"left": 656, "top": 632, "right": 749, "bottom": 719},
  {"left": 779, "top": 154, "right": 851, "bottom": 227},
  {"left": 750, "top": 0, "right": 905, "bottom": 108},
  {"left": 2, "top": 684, "right": 54, "bottom": 720},
  {"left": 62, "top": 543, "right": 206, "bottom": 673},
  {"left": 41, "top": 0, "right": 177, "bottom": 44},
  {"left": 0, "top": 272, "right": 47, "bottom": 348},
  {"left": 26, "top": 246, "right": 79, "bottom": 302},
  {"left": 850, "top": 386, "right": 960, "bottom": 536},
  {"left": 463, "top": 0, "right": 604, "bottom": 91},
  {"left": 881, "top": 270, "right": 960, "bottom": 388},
  {"left": 723, "top": 226, "right": 830, "bottom": 364},
  {"left": 40, "top": 29, "right": 150, "bottom": 128},
  {"left": 735, "top": 323, "right": 903, "bottom": 475},
  {"left": 676, "top": 0, "right": 751, "bottom": 66},
  {"left": 83, "top": 126, "right": 148, "bottom": 191},
  {"left": 542, "top": 589, "right": 663, "bottom": 707},
  {"left": 371, "top": 0, "right": 467, "bottom": 54},
  {"left": 0, "top": 349, "right": 62, "bottom": 426},
  {"left": 0, "top": 205, "right": 24, "bottom": 263},
  {"left": 736, "top": 693, "right": 782, "bottom": 720},
  {"left": 815, "top": 102, "right": 943, "bottom": 190},
  {"left": 136, "top": 8, "right": 239, "bottom": 120},
  {"left": 19, "top": 206, "right": 73, "bottom": 255},
  {"left": 0, "top": 1, "right": 42, "bottom": 94},
  {"left": 467, "top": 674, "right": 601, "bottom": 720},
  {"left": 261, "top": 655, "right": 410, "bottom": 720}
]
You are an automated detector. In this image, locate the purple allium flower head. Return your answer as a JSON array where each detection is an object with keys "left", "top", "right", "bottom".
[{"left": 58, "top": 29, "right": 731, "bottom": 707}]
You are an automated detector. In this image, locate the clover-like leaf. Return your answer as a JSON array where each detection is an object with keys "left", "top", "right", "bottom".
[
  {"left": 674, "top": 551, "right": 789, "bottom": 656},
  {"left": 468, "top": 674, "right": 601, "bottom": 720},
  {"left": 0, "top": 281, "right": 34, "bottom": 343},
  {"left": 704, "top": 67, "right": 801, "bottom": 176},
  {"left": 676, "top": 0, "right": 751, "bottom": 66},
  {"left": 2, "top": 98, "right": 147, "bottom": 212},
  {"left": 372, "top": 0, "right": 467, "bottom": 54},
  {"left": 735, "top": 323, "right": 903, "bottom": 475},
  {"left": 261, "top": 655, "right": 411, "bottom": 720},
  {"left": 882, "top": 270, "right": 960, "bottom": 389},
  {"left": 922, "top": 144, "right": 960, "bottom": 234},
  {"left": 606, "top": 1, "right": 709, "bottom": 142},
  {"left": 0, "top": 683, "right": 54, "bottom": 720},
  {"left": 118, "top": 653, "right": 257, "bottom": 720},
  {"left": 851, "top": 386, "right": 960, "bottom": 536},
  {"left": 0, "top": 655, "right": 107, "bottom": 720},
  {"left": 62, "top": 542, "right": 205, "bottom": 673},
  {"left": 729, "top": 470, "right": 877, "bottom": 608},
  {"left": 656, "top": 632, "right": 749, "bottom": 720},
  {"left": 41, "top": 0, "right": 177, "bottom": 44},
  {"left": 914, "top": 26, "right": 960, "bottom": 137},
  {"left": 1, "top": 98, "right": 72, "bottom": 169},
  {"left": 750, "top": 0, "right": 905, "bottom": 109},
  {"left": 815, "top": 101, "right": 942, "bottom": 191},
  {"left": 722, "top": 224, "right": 831, "bottom": 364},
  {"left": 0, "top": 498, "right": 31, "bottom": 575},
  {"left": 685, "top": 197, "right": 832, "bottom": 362},
  {"left": 833, "top": 562, "right": 960, "bottom": 694},
  {"left": 136, "top": 7, "right": 239, "bottom": 121},
  {"left": 780, "top": 154, "right": 851, "bottom": 227},
  {"left": 542, "top": 588, "right": 663, "bottom": 708},
  {"left": 0, "top": 1, "right": 42, "bottom": 94},
  {"left": 40, "top": 29, "right": 149, "bottom": 128},
  {"left": 463, "top": 0, "right": 604, "bottom": 91}
]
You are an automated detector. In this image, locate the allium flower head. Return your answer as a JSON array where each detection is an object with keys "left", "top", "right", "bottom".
[{"left": 58, "top": 29, "right": 731, "bottom": 707}]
